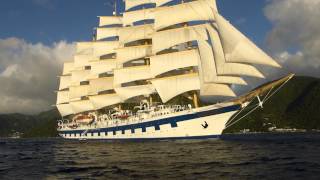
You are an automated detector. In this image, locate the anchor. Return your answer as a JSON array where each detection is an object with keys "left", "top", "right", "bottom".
[{"left": 201, "top": 121, "right": 209, "bottom": 129}]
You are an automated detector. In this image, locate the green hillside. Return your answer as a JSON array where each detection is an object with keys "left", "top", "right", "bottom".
[
  {"left": 224, "top": 76, "right": 320, "bottom": 133},
  {"left": 0, "top": 76, "right": 319, "bottom": 138}
]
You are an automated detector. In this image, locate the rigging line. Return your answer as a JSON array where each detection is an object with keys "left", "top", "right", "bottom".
[
  {"left": 225, "top": 105, "right": 260, "bottom": 130},
  {"left": 226, "top": 98, "right": 255, "bottom": 126},
  {"left": 262, "top": 86, "right": 274, "bottom": 102},
  {"left": 262, "top": 78, "right": 292, "bottom": 104}
]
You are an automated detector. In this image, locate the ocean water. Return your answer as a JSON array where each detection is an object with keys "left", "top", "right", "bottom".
[{"left": 0, "top": 133, "right": 320, "bottom": 180}]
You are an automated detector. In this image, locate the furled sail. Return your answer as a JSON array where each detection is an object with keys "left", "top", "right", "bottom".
[
  {"left": 154, "top": 0, "right": 216, "bottom": 30},
  {"left": 90, "top": 60, "right": 116, "bottom": 76},
  {"left": 96, "top": 27, "right": 120, "bottom": 40},
  {"left": 69, "top": 85, "right": 90, "bottom": 100},
  {"left": 123, "top": 8, "right": 154, "bottom": 26},
  {"left": 59, "top": 75, "right": 71, "bottom": 90},
  {"left": 116, "top": 45, "right": 152, "bottom": 66},
  {"left": 113, "top": 66, "right": 152, "bottom": 85},
  {"left": 56, "top": 91, "right": 70, "bottom": 105},
  {"left": 150, "top": 49, "right": 199, "bottom": 77},
  {"left": 62, "top": 62, "right": 73, "bottom": 75},
  {"left": 98, "top": 16, "right": 122, "bottom": 27},
  {"left": 151, "top": 73, "right": 200, "bottom": 103},
  {"left": 214, "top": 13, "right": 280, "bottom": 67},
  {"left": 70, "top": 100, "right": 94, "bottom": 114},
  {"left": 89, "top": 94, "right": 122, "bottom": 110},
  {"left": 88, "top": 77, "right": 114, "bottom": 95},
  {"left": 152, "top": 24, "right": 208, "bottom": 53},
  {"left": 118, "top": 24, "right": 153, "bottom": 45},
  {"left": 57, "top": 104, "right": 74, "bottom": 117},
  {"left": 197, "top": 40, "right": 247, "bottom": 85},
  {"left": 125, "top": 0, "right": 155, "bottom": 11},
  {"left": 115, "top": 84, "right": 155, "bottom": 100}
]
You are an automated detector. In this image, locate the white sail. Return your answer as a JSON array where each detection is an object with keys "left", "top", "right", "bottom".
[
  {"left": 152, "top": 24, "right": 208, "bottom": 53},
  {"left": 59, "top": 75, "right": 71, "bottom": 90},
  {"left": 214, "top": 13, "right": 280, "bottom": 67},
  {"left": 123, "top": 8, "right": 154, "bottom": 26},
  {"left": 89, "top": 77, "right": 114, "bottom": 95},
  {"left": 200, "top": 83, "right": 236, "bottom": 98},
  {"left": 197, "top": 40, "right": 247, "bottom": 85},
  {"left": 70, "top": 100, "right": 94, "bottom": 114},
  {"left": 92, "top": 41, "right": 119, "bottom": 57},
  {"left": 113, "top": 66, "right": 152, "bottom": 85},
  {"left": 74, "top": 55, "right": 98, "bottom": 68},
  {"left": 98, "top": 16, "right": 122, "bottom": 27},
  {"left": 150, "top": 49, "right": 199, "bottom": 77},
  {"left": 125, "top": 0, "right": 155, "bottom": 11},
  {"left": 76, "top": 42, "right": 93, "bottom": 55},
  {"left": 90, "top": 60, "right": 116, "bottom": 76},
  {"left": 151, "top": 73, "right": 200, "bottom": 103},
  {"left": 154, "top": 0, "right": 173, "bottom": 7},
  {"left": 206, "top": 25, "right": 264, "bottom": 78},
  {"left": 69, "top": 85, "right": 90, "bottom": 100},
  {"left": 119, "top": 24, "right": 153, "bottom": 45},
  {"left": 89, "top": 94, "right": 122, "bottom": 110},
  {"left": 154, "top": 0, "right": 216, "bottom": 30},
  {"left": 71, "top": 70, "right": 90, "bottom": 85},
  {"left": 96, "top": 27, "right": 120, "bottom": 40},
  {"left": 116, "top": 45, "right": 152, "bottom": 66},
  {"left": 62, "top": 62, "right": 73, "bottom": 75},
  {"left": 57, "top": 104, "right": 74, "bottom": 117},
  {"left": 56, "top": 91, "right": 70, "bottom": 105},
  {"left": 115, "top": 84, "right": 155, "bottom": 100}
]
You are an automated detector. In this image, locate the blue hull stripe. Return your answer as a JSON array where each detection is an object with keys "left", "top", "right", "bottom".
[{"left": 59, "top": 104, "right": 240, "bottom": 135}]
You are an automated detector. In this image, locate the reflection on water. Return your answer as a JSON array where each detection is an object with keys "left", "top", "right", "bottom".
[{"left": 0, "top": 133, "right": 320, "bottom": 179}]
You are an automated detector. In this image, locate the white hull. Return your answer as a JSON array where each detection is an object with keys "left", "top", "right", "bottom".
[{"left": 58, "top": 104, "right": 240, "bottom": 140}]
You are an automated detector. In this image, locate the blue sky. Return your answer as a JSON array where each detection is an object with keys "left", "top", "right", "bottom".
[{"left": 0, "top": 0, "right": 271, "bottom": 46}]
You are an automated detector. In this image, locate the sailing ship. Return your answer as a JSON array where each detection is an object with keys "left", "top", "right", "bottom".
[{"left": 56, "top": 0, "right": 294, "bottom": 140}]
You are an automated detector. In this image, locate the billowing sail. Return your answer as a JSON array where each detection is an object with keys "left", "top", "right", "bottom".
[
  {"left": 70, "top": 100, "right": 94, "bottom": 114},
  {"left": 123, "top": 8, "right": 154, "bottom": 26},
  {"left": 90, "top": 60, "right": 116, "bottom": 76},
  {"left": 152, "top": 24, "right": 208, "bottom": 53},
  {"left": 150, "top": 49, "right": 199, "bottom": 77},
  {"left": 197, "top": 40, "right": 247, "bottom": 85},
  {"left": 71, "top": 70, "right": 90, "bottom": 85},
  {"left": 118, "top": 24, "right": 153, "bottom": 45},
  {"left": 200, "top": 83, "right": 236, "bottom": 98},
  {"left": 206, "top": 25, "right": 264, "bottom": 78},
  {"left": 96, "top": 27, "right": 120, "bottom": 40},
  {"left": 115, "top": 84, "right": 155, "bottom": 100},
  {"left": 98, "top": 16, "right": 122, "bottom": 27},
  {"left": 214, "top": 13, "right": 280, "bottom": 67},
  {"left": 116, "top": 45, "right": 152, "bottom": 66},
  {"left": 154, "top": 0, "right": 216, "bottom": 30},
  {"left": 89, "top": 94, "right": 122, "bottom": 110},
  {"left": 56, "top": 91, "right": 69, "bottom": 105},
  {"left": 59, "top": 75, "right": 71, "bottom": 90},
  {"left": 62, "top": 62, "right": 73, "bottom": 75},
  {"left": 151, "top": 73, "right": 200, "bottom": 103},
  {"left": 125, "top": 0, "right": 155, "bottom": 11},
  {"left": 113, "top": 66, "right": 152, "bottom": 85},
  {"left": 57, "top": 104, "right": 74, "bottom": 117},
  {"left": 89, "top": 77, "right": 114, "bottom": 95},
  {"left": 69, "top": 85, "right": 90, "bottom": 100}
]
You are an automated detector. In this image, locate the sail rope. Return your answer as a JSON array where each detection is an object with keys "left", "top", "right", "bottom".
[{"left": 225, "top": 77, "right": 292, "bottom": 129}]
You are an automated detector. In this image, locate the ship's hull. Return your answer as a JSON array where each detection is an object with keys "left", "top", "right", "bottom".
[{"left": 58, "top": 104, "right": 240, "bottom": 140}]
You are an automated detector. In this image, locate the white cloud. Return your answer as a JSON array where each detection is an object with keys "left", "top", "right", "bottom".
[
  {"left": 0, "top": 38, "right": 75, "bottom": 114},
  {"left": 264, "top": 0, "right": 320, "bottom": 78}
]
